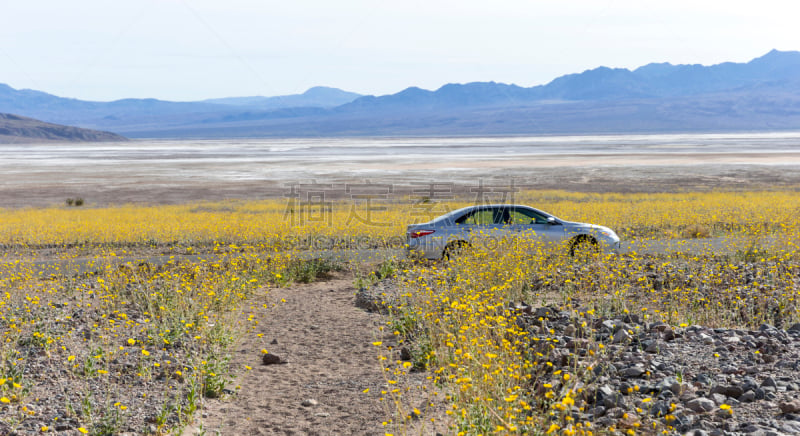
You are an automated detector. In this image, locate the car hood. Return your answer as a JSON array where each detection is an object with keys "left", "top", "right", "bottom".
[{"left": 562, "top": 221, "right": 618, "bottom": 238}]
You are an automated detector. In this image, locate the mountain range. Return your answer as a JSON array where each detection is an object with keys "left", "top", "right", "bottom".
[
  {"left": 0, "top": 113, "right": 126, "bottom": 143},
  {"left": 1, "top": 49, "right": 799, "bottom": 138}
]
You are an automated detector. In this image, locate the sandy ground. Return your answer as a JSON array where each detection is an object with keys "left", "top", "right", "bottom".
[{"left": 183, "top": 274, "right": 445, "bottom": 436}]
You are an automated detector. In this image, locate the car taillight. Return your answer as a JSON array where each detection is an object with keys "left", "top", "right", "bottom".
[{"left": 408, "top": 229, "right": 435, "bottom": 238}]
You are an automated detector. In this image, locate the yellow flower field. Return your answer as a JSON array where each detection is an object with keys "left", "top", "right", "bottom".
[{"left": 1, "top": 189, "right": 799, "bottom": 435}]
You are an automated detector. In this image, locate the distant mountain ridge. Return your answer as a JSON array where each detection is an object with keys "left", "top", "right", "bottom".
[
  {"left": 1, "top": 49, "right": 799, "bottom": 137},
  {"left": 0, "top": 113, "right": 127, "bottom": 143},
  {"left": 339, "top": 49, "right": 800, "bottom": 112},
  {"left": 203, "top": 86, "right": 362, "bottom": 109}
]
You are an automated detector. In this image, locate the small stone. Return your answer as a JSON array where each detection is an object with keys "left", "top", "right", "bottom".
[
  {"left": 686, "top": 397, "right": 715, "bottom": 413},
  {"left": 645, "top": 341, "right": 662, "bottom": 353},
  {"left": 302, "top": 399, "right": 318, "bottom": 407},
  {"left": 262, "top": 353, "right": 286, "bottom": 365},
  {"left": 603, "top": 392, "right": 625, "bottom": 409},
  {"left": 564, "top": 325, "right": 576, "bottom": 336},
  {"left": 649, "top": 400, "right": 671, "bottom": 417},
  {"left": 761, "top": 376, "right": 778, "bottom": 387},
  {"left": 605, "top": 407, "right": 626, "bottom": 419},
  {"left": 621, "top": 366, "right": 645, "bottom": 378},
  {"left": 710, "top": 385, "right": 743, "bottom": 399},
  {"left": 613, "top": 329, "right": 632, "bottom": 344},
  {"left": 739, "top": 390, "right": 756, "bottom": 402},
  {"left": 588, "top": 406, "right": 606, "bottom": 417},
  {"left": 601, "top": 319, "right": 618, "bottom": 333},
  {"left": 710, "top": 393, "right": 726, "bottom": 405},
  {"left": 650, "top": 322, "right": 669, "bottom": 332},
  {"left": 779, "top": 399, "right": 800, "bottom": 414},
  {"left": 714, "top": 408, "right": 734, "bottom": 420}
]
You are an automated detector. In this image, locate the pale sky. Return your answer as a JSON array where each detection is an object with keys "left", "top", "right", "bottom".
[{"left": 1, "top": 0, "right": 798, "bottom": 101}]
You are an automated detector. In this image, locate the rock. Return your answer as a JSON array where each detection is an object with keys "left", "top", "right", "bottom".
[
  {"left": 601, "top": 319, "right": 619, "bottom": 333},
  {"left": 649, "top": 400, "right": 671, "bottom": 417},
  {"left": 587, "top": 406, "right": 605, "bottom": 417},
  {"left": 779, "top": 399, "right": 800, "bottom": 414},
  {"left": 262, "top": 353, "right": 287, "bottom": 365},
  {"left": 566, "top": 338, "right": 590, "bottom": 350},
  {"left": 714, "top": 408, "right": 733, "bottom": 419},
  {"left": 780, "top": 421, "right": 800, "bottom": 434},
  {"left": 621, "top": 366, "right": 645, "bottom": 378},
  {"left": 645, "top": 340, "right": 662, "bottom": 353},
  {"left": 710, "top": 384, "right": 744, "bottom": 399},
  {"left": 564, "top": 324, "right": 576, "bottom": 336},
  {"left": 613, "top": 328, "right": 632, "bottom": 344},
  {"left": 301, "top": 398, "right": 318, "bottom": 407},
  {"left": 686, "top": 397, "right": 715, "bottom": 413},
  {"left": 0, "top": 422, "right": 13, "bottom": 436},
  {"left": 534, "top": 307, "right": 557, "bottom": 320},
  {"left": 698, "top": 333, "right": 715, "bottom": 345},
  {"left": 602, "top": 392, "right": 625, "bottom": 409},
  {"left": 787, "top": 323, "right": 800, "bottom": 333},
  {"left": 655, "top": 377, "right": 679, "bottom": 394},
  {"left": 651, "top": 322, "right": 669, "bottom": 332},
  {"left": 761, "top": 376, "right": 778, "bottom": 387},
  {"left": 740, "top": 390, "right": 756, "bottom": 402},
  {"left": 710, "top": 393, "right": 727, "bottom": 405}
]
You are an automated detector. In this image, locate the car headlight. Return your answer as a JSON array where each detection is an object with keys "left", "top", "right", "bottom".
[{"left": 598, "top": 229, "right": 617, "bottom": 239}]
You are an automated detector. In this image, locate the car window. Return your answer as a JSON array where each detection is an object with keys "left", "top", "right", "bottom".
[
  {"left": 508, "top": 210, "right": 534, "bottom": 224},
  {"left": 456, "top": 207, "right": 550, "bottom": 225},
  {"left": 513, "top": 208, "right": 550, "bottom": 224},
  {"left": 458, "top": 209, "right": 495, "bottom": 225}
]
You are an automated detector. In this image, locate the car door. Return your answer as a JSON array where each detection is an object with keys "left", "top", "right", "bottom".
[
  {"left": 508, "top": 207, "right": 566, "bottom": 248},
  {"left": 453, "top": 206, "right": 516, "bottom": 247}
]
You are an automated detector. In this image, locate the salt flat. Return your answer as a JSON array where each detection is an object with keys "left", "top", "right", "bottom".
[{"left": 2, "top": 133, "right": 800, "bottom": 207}]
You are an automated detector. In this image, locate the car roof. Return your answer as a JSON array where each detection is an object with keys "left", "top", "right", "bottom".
[{"left": 436, "top": 204, "right": 545, "bottom": 221}]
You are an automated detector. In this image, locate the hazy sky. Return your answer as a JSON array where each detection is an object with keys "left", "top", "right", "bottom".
[{"left": 1, "top": 0, "right": 798, "bottom": 101}]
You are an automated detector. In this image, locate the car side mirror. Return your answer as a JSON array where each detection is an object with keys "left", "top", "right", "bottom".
[{"left": 547, "top": 217, "right": 558, "bottom": 225}]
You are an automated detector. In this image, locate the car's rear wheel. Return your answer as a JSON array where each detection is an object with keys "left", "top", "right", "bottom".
[
  {"left": 569, "top": 235, "right": 598, "bottom": 258},
  {"left": 443, "top": 240, "right": 469, "bottom": 261}
]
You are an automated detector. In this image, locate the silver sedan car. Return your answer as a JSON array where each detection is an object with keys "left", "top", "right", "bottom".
[{"left": 406, "top": 204, "right": 620, "bottom": 260}]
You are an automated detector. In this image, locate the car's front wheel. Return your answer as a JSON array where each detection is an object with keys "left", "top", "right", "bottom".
[{"left": 569, "top": 235, "right": 598, "bottom": 258}]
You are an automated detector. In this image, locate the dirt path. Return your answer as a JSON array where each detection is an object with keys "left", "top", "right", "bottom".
[{"left": 184, "top": 275, "right": 396, "bottom": 436}]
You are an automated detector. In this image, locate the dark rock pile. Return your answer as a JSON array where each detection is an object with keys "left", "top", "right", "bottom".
[
  {"left": 521, "top": 304, "right": 800, "bottom": 435},
  {"left": 358, "top": 277, "right": 800, "bottom": 435}
]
